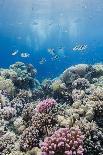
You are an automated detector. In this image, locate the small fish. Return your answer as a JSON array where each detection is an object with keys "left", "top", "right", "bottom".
[
  {"left": 51, "top": 55, "right": 59, "bottom": 61},
  {"left": 48, "top": 48, "right": 56, "bottom": 56},
  {"left": 39, "top": 58, "right": 46, "bottom": 64},
  {"left": 20, "top": 53, "right": 30, "bottom": 58},
  {"left": 11, "top": 50, "right": 19, "bottom": 56},
  {"left": 73, "top": 44, "right": 87, "bottom": 51}
]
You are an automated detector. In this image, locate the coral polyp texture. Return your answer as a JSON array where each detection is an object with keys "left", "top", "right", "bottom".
[
  {"left": 40, "top": 127, "right": 84, "bottom": 155},
  {"left": 35, "top": 98, "right": 57, "bottom": 113},
  {"left": 0, "top": 62, "right": 103, "bottom": 155}
]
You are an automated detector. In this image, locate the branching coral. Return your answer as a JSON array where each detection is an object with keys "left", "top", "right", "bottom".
[
  {"left": 0, "top": 76, "right": 15, "bottom": 95},
  {"left": 1, "top": 106, "right": 16, "bottom": 120},
  {"left": 72, "top": 78, "right": 90, "bottom": 90},
  {"left": 0, "top": 131, "right": 17, "bottom": 154},
  {"left": 10, "top": 90, "right": 32, "bottom": 116},
  {"left": 40, "top": 127, "right": 84, "bottom": 155},
  {"left": 31, "top": 112, "right": 58, "bottom": 136},
  {"left": 22, "top": 103, "right": 35, "bottom": 126},
  {"left": 20, "top": 109, "right": 58, "bottom": 151},
  {"left": 84, "top": 128, "right": 103, "bottom": 155},
  {"left": 72, "top": 89, "right": 85, "bottom": 102},
  {"left": 35, "top": 98, "right": 57, "bottom": 113},
  {"left": 93, "top": 101, "right": 103, "bottom": 127},
  {"left": 10, "top": 97, "right": 26, "bottom": 116},
  {"left": 0, "top": 68, "right": 17, "bottom": 81},
  {"left": 14, "top": 117, "right": 26, "bottom": 134},
  {"left": 20, "top": 126, "right": 40, "bottom": 151},
  {"left": 0, "top": 90, "right": 9, "bottom": 108}
]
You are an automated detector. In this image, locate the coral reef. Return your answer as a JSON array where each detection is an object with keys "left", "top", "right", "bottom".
[{"left": 0, "top": 62, "right": 103, "bottom": 155}]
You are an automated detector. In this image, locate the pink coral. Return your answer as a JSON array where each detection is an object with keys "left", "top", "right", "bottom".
[
  {"left": 40, "top": 127, "right": 84, "bottom": 155},
  {"left": 35, "top": 98, "right": 57, "bottom": 113}
]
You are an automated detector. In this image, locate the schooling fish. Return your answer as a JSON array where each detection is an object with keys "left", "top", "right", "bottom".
[
  {"left": 39, "top": 58, "right": 46, "bottom": 64},
  {"left": 51, "top": 55, "right": 60, "bottom": 61},
  {"left": 20, "top": 53, "right": 30, "bottom": 58},
  {"left": 73, "top": 44, "right": 87, "bottom": 51},
  {"left": 48, "top": 48, "right": 56, "bottom": 56}
]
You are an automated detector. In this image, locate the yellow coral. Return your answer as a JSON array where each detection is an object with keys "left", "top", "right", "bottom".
[
  {"left": 26, "top": 147, "right": 41, "bottom": 155},
  {"left": 51, "top": 80, "right": 62, "bottom": 91}
]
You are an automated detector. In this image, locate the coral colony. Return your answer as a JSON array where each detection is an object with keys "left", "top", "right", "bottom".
[
  {"left": 40, "top": 127, "right": 84, "bottom": 155},
  {"left": 35, "top": 98, "right": 57, "bottom": 113},
  {"left": 0, "top": 62, "right": 103, "bottom": 155}
]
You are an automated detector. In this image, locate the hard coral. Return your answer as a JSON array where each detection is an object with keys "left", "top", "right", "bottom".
[
  {"left": 0, "top": 76, "right": 15, "bottom": 95},
  {"left": 72, "top": 78, "right": 90, "bottom": 90},
  {"left": 84, "top": 128, "right": 103, "bottom": 155},
  {"left": 61, "top": 70, "right": 79, "bottom": 86},
  {"left": 72, "top": 89, "right": 85, "bottom": 102},
  {"left": 0, "top": 131, "right": 17, "bottom": 154},
  {"left": 31, "top": 112, "right": 58, "bottom": 136},
  {"left": 20, "top": 126, "right": 40, "bottom": 151},
  {"left": 93, "top": 102, "right": 103, "bottom": 128},
  {"left": 40, "top": 127, "right": 84, "bottom": 155},
  {"left": 35, "top": 98, "right": 57, "bottom": 113},
  {"left": 1, "top": 106, "right": 16, "bottom": 120},
  {"left": 10, "top": 62, "right": 37, "bottom": 89}
]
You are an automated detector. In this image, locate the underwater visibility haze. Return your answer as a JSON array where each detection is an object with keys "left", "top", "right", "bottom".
[
  {"left": 0, "top": 0, "right": 103, "bottom": 79},
  {"left": 0, "top": 0, "right": 103, "bottom": 155}
]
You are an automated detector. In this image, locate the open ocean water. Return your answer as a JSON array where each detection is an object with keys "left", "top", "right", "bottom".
[{"left": 0, "top": 0, "right": 103, "bottom": 80}]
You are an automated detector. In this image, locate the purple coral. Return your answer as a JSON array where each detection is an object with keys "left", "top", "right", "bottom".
[
  {"left": 35, "top": 98, "right": 57, "bottom": 113},
  {"left": 40, "top": 127, "right": 84, "bottom": 155}
]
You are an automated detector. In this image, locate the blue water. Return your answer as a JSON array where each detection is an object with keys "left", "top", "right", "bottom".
[{"left": 0, "top": 0, "right": 103, "bottom": 80}]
